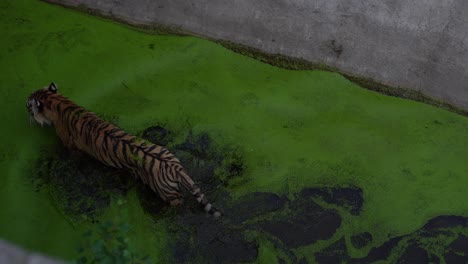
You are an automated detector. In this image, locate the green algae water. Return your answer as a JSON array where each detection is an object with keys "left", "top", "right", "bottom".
[{"left": 2, "top": 0, "right": 468, "bottom": 262}]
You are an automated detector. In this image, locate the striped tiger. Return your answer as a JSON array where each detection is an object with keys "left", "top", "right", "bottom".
[{"left": 27, "top": 83, "right": 221, "bottom": 217}]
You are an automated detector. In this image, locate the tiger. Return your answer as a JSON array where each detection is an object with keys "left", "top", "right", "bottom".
[{"left": 27, "top": 82, "right": 222, "bottom": 217}]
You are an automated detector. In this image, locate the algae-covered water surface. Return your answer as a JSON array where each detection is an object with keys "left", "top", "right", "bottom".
[{"left": 2, "top": 0, "right": 468, "bottom": 263}]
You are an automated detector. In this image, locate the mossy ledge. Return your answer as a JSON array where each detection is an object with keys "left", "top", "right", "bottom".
[
  {"left": 42, "top": 0, "right": 190, "bottom": 36},
  {"left": 216, "top": 41, "right": 468, "bottom": 117},
  {"left": 42, "top": 0, "right": 468, "bottom": 118}
]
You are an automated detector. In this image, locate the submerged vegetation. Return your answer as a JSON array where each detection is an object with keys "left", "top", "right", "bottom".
[{"left": 75, "top": 197, "right": 152, "bottom": 264}]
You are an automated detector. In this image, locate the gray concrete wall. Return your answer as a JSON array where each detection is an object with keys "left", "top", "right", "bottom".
[
  {"left": 44, "top": 0, "right": 468, "bottom": 110},
  {"left": 0, "top": 240, "right": 65, "bottom": 264}
]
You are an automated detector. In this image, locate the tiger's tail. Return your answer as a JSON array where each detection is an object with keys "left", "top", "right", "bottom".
[{"left": 178, "top": 170, "right": 222, "bottom": 218}]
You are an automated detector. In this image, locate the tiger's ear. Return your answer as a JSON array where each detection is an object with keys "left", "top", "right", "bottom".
[
  {"left": 48, "top": 82, "right": 58, "bottom": 93},
  {"left": 35, "top": 99, "right": 43, "bottom": 112}
]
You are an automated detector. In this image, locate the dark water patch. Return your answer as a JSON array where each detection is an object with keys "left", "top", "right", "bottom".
[
  {"left": 34, "top": 148, "right": 131, "bottom": 221},
  {"left": 228, "top": 192, "right": 289, "bottom": 224},
  {"left": 422, "top": 215, "right": 468, "bottom": 233},
  {"left": 314, "top": 237, "right": 349, "bottom": 263},
  {"left": 237, "top": 188, "right": 353, "bottom": 257},
  {"left": 166, "top": 186, "right": 371, "bottom": 262},
  {"left": 168, "top": 188, "right": 339, "bottom": 262},
  {"left": 350, "top": 236, "right": 404, "bottom": 264},
  {"left": 429, "top": 254, "right": 441, "bottom": 264},
  {"left": 444, "top": 252, "right": 468, "bottom": 264},
  {"left": 300, "top": 186, "right": 363, "bottom": 215},
  {"left": 351, "top": 232, "right": 373, "bottom": 249},
  {"left": 448, "top": 234, "right": 468, "bottom": 254},
  {"left": 194, "top": 225, "right": 258, "bottom": 263},
  {"left": 397, "top": 244, "right": 429, "bottom": 264},
  {"left": 170, "top": 214, "right": 258, "bottom": 264},
  {"left": 350, "top": 215, "right": 468, "bottom": 263},
  {"left": 260, "top": 199, "right": 341, "bottom": 248},
  {"left": 254, "top": 231, "right": 298, "bottom": 264}
]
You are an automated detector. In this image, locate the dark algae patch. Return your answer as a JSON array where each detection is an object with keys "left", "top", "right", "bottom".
[
  {"left": 397, "top": 244, "right": 430, "bottom": 264},
  {"left": 314, "top": 237, "right": 349, "bottom": 264},
  {"left": 349, "top": 236, "right": 405, "bottom": 263},
  {"left": 4, "top": 0, "right": 468, "bottom": 262},
  {"left": 167, "top": 186, "right": 367, "bottom": 263},
  {"left": 34, "top": 148, "right": 131, "bottom": 222},
  {"left": 170, "top": 216, "right": 259, "bottom": 264},
  {"left": 259, "top": 198, "right": 341, "bottom": 248},
  {"left": 300, "top": 186, "right": 363, "bottom": 215},
  {"left": 141, "top": 125, "right": 172, "bottom": 147},
  {"left": 448, "top": 234, "right": 468, "bottom": 255},
  {"left": 351, "top": 232, "right": 373, "bottom": 249},
  {"left": 228, "top": 192, "right": 288, "bottom": 224},
  {"left": 348, "top": 215, "right": 468, "bottom": 263}
]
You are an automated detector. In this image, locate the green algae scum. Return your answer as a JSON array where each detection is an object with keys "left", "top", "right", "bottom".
[{"left": 2, "top": 0, "right": 468, "bottom": 263}]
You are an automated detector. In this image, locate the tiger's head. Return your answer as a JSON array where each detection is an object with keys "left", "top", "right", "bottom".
[{"left": 27, "top": 82, "right": 59, "bottom": 126}]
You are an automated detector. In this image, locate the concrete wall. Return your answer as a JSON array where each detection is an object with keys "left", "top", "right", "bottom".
[
  {"left": 0, "top": 240, "right": 64, "bottom": 264},
  {"left": 44, "top": 0, "right": 468, "bottom": 110}
]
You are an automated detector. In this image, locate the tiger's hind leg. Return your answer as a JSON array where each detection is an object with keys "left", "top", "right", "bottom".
[
  {"left": 159, "top": 184, "right": 184, "bottom": 206},
  {"left": 169, "top": 198, "right": 183, "bottom": 206}
]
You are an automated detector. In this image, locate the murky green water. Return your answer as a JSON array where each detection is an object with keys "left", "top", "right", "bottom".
[{"left": 2, "top": 0, "right": 468, "bottom": 262}]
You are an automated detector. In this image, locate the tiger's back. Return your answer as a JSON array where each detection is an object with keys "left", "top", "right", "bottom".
[{"left": 27, "top": 83, "right": 221, "bottom": 217}]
